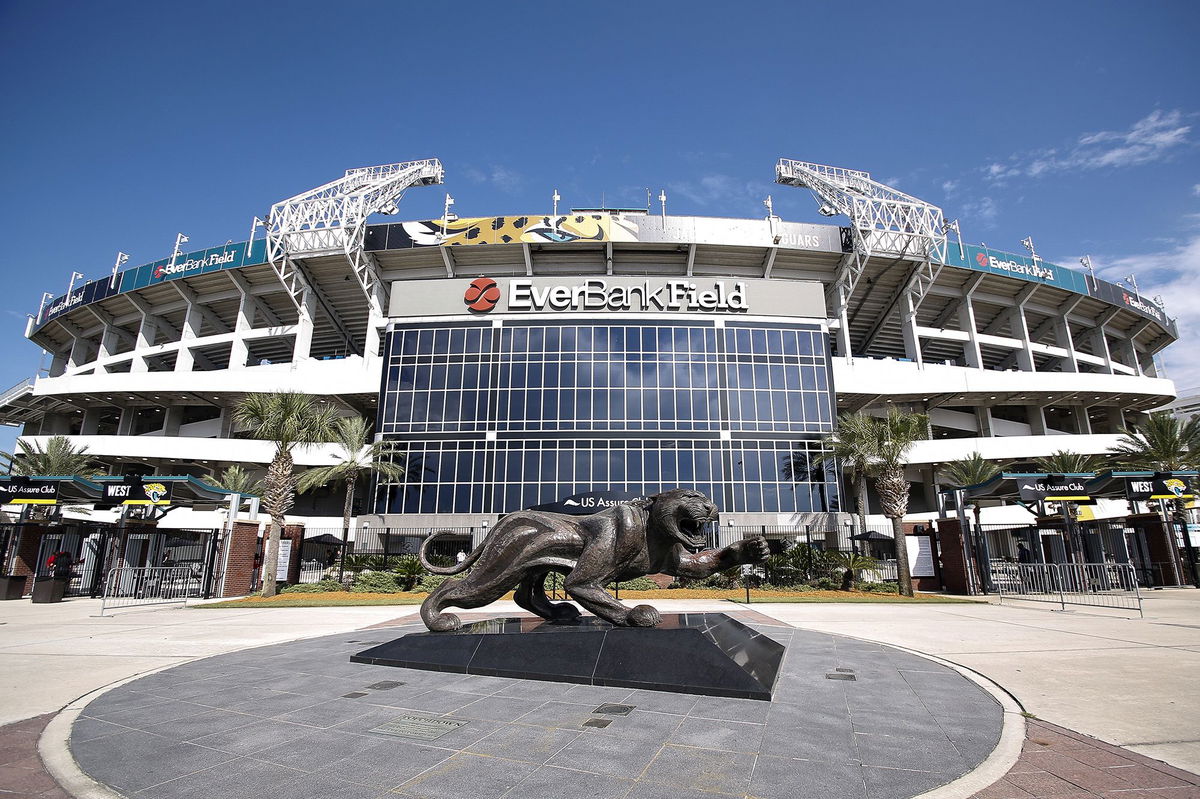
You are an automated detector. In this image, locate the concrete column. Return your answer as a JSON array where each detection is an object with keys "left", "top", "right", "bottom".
[
  {"left": 1027, "top": 405, "right": 1047, "bottom": 436},
  {"left": 1009, "top": 307, "right": 1035, "bottom": 372},
  {"left": 117, "top": 407, "right": 137, "bottom": 436},
  {"left": 96, "top": 324, "right": 117, "bottom": 361},
  {"left": 132, "top": 315, "right": 156, "bottom": 373},
  {"left": 1054, "top": 317, "right": 1078, "bottom": 372},
  {"left": 163, "top": 405, "right": 185, "bottom": 436},
  {"left": 836, "top": 306, "right": 853, "bottom": 362},
  {"left": 1092, "top": 327, "right": 1114, "bottom": 374},
  {"left": 80, "top": 407, "right": 102, "bottom": 435},
  {"left": 292, "top": 290, "right": 315, "bottom": 361},
  {"left": 230, "top": 286, "right": 253, "bottom": 369},
  {"left": 49, "top": 350, "right": 69, "bottom": 377},
  {"left": 900, "top": 292, "right": 923, "bottom": 366},
  {"left": 175, "top": 305, "right": 201, "bottom": 372},
  {"left": 1121, "top": 339, "right": 1144, "bottom": 376},
  {"left": 921, "top": 467, "right": 937, "bottom": 513},
  {"left": 67, "top": 336, "right": 90, "bottom": 370},
  {"left": 976, "top": 406, "right": 994, "bottom": 437},
  {"left": 1076, "top": 405, "right": 1093, "bottom": 435},
  {"left": 959, "top": 298, "right": 982, "bottom": 369}
]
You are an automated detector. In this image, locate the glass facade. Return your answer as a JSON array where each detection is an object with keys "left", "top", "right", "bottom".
[{"left": 374, "top": 318, "right": 839, "bottom": 516}]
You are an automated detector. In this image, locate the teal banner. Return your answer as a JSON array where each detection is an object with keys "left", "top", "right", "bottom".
[{"left": 942, "top": 243, "right": 1090, "bottom": 294}]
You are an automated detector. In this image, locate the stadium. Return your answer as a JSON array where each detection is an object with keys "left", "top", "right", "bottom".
[{"left": 0, "top": 158, "right": 1182, "bottom": 585}]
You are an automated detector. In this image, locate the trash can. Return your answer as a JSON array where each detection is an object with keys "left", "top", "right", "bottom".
[
  {"left": 0, "top": 576, "right": 25, "bottom": 600},
  {"left": 31, "top": 576, "right": 68, "bottom": 603}
]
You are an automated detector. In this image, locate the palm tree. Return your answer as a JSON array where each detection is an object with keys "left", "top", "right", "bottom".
[
  {"left": 868, "top": 408, "right": 929, "bottom": 597},
  {"left": 817, "top": 412, "right": 878, "bottom": 547},
  {"left": 296, "top": 416, "right": 408, "bottom": 550},
  {"left": 233, "top": 392, "right": 338, "bottom": 597},
  {"left": 940, "top": 452, "right": 1006, "bottom": 529},
  {"left": 1109, "top": 411, "right": 1200, "bottom": 584},
  {"left": 1108, "top": 411, "right": 1200, "bottom": 472},
  {"left": 828, "top": 551, "right": 880, "bottom": 590},
  {"left": 204, "top": 464, "right": 263, "bottom": 496},
  {"left": 1035, "top": 450, "right": 1106, "bottom": 474},
  {"left": 4, "top": 436, "right": 97, "bottom": 477}
]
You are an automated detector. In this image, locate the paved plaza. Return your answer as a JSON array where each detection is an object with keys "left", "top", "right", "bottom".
[{"left": 0, "top": 592, "right": 1197, "bottom": 798}]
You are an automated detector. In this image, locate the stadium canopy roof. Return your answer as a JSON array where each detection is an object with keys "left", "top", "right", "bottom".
[
  {"left": 0, "top": 474, "right": 258, "bottom": 507},
  {"left": 944, "top": 470, "right": 1199, "bottom": 501}
]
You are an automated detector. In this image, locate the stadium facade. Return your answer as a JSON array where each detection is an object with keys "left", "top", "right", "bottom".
[{"left": 0, "top": 159, "right": 1180, "bottom": 536}]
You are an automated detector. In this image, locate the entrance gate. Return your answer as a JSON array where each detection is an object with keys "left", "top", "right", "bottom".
[{"left": 0, "top": 522, "right": 223, "bottom": 599}]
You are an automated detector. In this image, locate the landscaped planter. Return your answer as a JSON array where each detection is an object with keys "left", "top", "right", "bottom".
[
  {"left": 30, "top": 576, "right": 68, "bottom": 603},
  {"left": 0, "top": 575, "right": 26, "bottom": 600}
]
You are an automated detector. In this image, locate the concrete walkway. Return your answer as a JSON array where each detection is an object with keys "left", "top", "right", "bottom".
[
  {"left": 1, "top": 590, "right": 1197, "bottom": 777},
  {"left": 747, "top": 591, "right": 1200, "bottom": 774}
]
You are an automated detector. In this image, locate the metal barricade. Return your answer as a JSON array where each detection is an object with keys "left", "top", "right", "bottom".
[
  {"left": 994, "top": 562, "right": 1142, "bottom": 617},
  {"left": 99, "top": 566, "right": 205, "bottom": 616}
]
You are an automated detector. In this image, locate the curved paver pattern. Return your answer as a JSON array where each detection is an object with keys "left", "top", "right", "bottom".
[{"left": 68, "top": 621, "right": 1003, "bottom": 799}]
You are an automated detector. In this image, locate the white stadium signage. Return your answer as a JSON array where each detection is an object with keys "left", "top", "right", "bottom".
[
  {"left": 508, "top": 278, "right": 748, "bottom": 313},
  {"left": 391, "top": 276, "right": 826, "bottom": 319}
]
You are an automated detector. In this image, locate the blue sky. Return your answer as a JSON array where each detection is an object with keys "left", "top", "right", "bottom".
[{"left": 1, "top": 0, "right": 1198, "bottom": 453}]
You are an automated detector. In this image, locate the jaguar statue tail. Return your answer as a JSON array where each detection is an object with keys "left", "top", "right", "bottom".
[{"left": 419, "top": 530, "right": 485, "bottom": 575}]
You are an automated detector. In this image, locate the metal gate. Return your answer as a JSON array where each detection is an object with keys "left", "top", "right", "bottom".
[
  {"left": 0, "top": 523, "right": 223, "bottom": 600},
  {"left": 993, "top": 562, "right": 1143, "bottom": 616}
]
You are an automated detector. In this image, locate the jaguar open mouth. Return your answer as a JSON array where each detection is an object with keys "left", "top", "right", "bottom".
[{"left": 679, "top": 515, "right": 712, "bottom": 549}]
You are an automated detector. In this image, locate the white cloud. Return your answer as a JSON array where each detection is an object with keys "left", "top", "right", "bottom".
[
  {"left": 985, "top": 109, "right": 1191, "bottom": 183},
  {"left": 961, "top": 196, "right": 999, "bottom": 227},
  {"left": 1093, "top": 232, "right": 1200, "bottom": 391},
  {"left": 667, "top": 173, "right": 770, "bottom": 213},
  {"left": 941, "top": 180, "right": 959, "bottom": 196},
  {"left": 1192, "top": 183, "right": 1200, "bottom": 197},
  {"left": 462, "top": 164, "right": 523, "bottom": 194}
]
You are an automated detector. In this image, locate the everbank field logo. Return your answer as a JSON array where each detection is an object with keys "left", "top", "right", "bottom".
[
  {"left": 463, "top": 277, "right": 749, "bottom": 314},
  {"left": 153, "top": 250, "right": 236, "bottom": 280},
  {"left": 1121, "top": 292, "right": 1163, "bottom": 322},
  {"left": 464, "top": 277, "right": 501, "bottom": 312},
  {"left": 974, "top": 250, "right": 1055, "bottom": 281}
]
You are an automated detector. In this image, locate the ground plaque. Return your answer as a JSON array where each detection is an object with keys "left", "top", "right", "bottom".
[{"left": 369, "top": 715, "right": 468, "bottom": 741}]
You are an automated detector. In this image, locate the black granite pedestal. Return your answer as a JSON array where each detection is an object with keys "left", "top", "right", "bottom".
[{"left": 350, "top": 612, "right": 784, "bottom": 700}]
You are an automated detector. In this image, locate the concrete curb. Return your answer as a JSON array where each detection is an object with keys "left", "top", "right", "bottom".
[
  {"left": 883, "top": 643, "right": 1026, "bottom": 799},
  {"left": 35, "top": 624, "right": 371, "bottom": 799},
  {"left": 38, "top": 667, "right": 179, "bottom": 799},
  {"left": 731, "top": 604, "right": 1027, "bottom": 799}
]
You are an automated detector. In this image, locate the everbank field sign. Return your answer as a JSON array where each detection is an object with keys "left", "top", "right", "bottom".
[
  {"left": 391, "top": 276, "right": 824, "bottom": 320},
  {"left": 507, "top": 278, "right": 748, "bottom": 313}
]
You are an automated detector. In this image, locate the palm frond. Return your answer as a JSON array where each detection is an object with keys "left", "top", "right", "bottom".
[
  {"left": 1108, "top": 411, "right": 1200, "bottom": 471},
  {"left": 1035, "top": 450, "right": 1106, "bottom": 474},
  {"left": 940, "top": 452, "right": 1006, "bottom": 489}
]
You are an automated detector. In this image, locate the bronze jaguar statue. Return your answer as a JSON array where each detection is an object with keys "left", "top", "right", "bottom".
[{"left": 417, "top": 489, "right": 769, "bottom": 631}]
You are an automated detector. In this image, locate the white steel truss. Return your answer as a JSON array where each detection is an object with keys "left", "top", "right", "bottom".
[
  {"left": 776, "top": 159, "right": 947, "bottom": 359},
  {"left": 266, "top": 159, "right": 444, "bottom": 310}
]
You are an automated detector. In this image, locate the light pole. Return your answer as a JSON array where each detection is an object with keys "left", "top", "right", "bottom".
[{"left": 111, "top": 252, "right": 129, "bottom": 289}]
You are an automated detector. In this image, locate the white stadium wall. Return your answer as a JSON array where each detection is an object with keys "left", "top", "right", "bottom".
[{"left": 1, "top": 176, "right": 1180, "bottom": 530}]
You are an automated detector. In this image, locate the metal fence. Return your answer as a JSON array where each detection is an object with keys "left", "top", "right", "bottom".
[
  {"left": 99, "top": 565, "right": 206, "bottom": 616},
  {"left": 993, "top": 562, "right": 1142, "bottom": 616}
]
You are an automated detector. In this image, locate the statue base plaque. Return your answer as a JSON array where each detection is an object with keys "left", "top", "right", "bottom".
[{"left": 350, "top": 612, "right": 784, "bottom": 700}]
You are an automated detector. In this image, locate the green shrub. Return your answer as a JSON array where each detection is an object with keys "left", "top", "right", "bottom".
[
  {"left": 605, "top": 577, "right": 659, "bottom": 591},
  {"left": 856, "top": 581, "right": 899, "bottom": 594},
  {"left": 393, "top": 556, "right": 426, "bottom": 591},
  {"left": 810, "top": 577, "right": 839, "bottom": 590},
  {"left": 280, "top": 580, "right": 343, "bottom": 594},
  {"left": 415, "top": 574, "right": 449, "bottom": 593},
  {"left": 280, "top": 583, "right": 327, "bottom": 593},
  {"left": 351, "top": 571, "right": 402, "bottom": 593}
]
